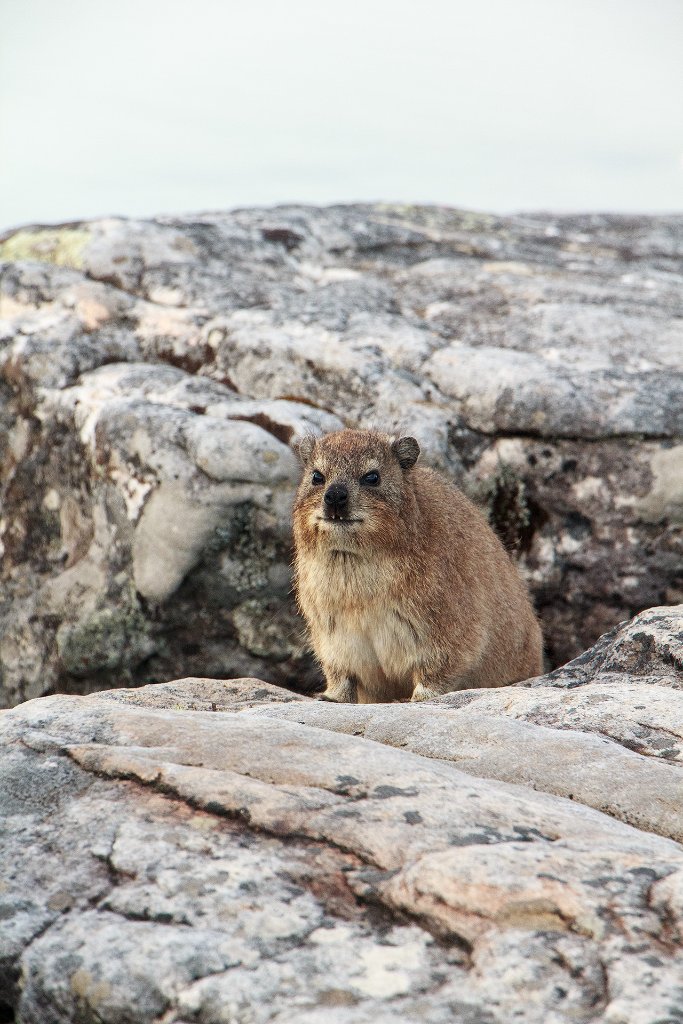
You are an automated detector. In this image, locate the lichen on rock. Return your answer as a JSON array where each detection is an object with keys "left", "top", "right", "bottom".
[{"left": 0, "top": 226, "right": 91, "bottom": 270}]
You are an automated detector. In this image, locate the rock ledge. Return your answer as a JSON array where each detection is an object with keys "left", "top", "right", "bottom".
[{"left": 2, "top": 605, "right": 683, "bottom": 1023}]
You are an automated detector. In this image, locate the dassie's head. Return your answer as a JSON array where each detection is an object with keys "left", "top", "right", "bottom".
[{"left": 293, "top": 429, "right": 420, "bottom": 552}]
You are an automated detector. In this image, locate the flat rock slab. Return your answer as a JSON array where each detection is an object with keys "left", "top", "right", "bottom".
[{"left": 2, "top": 606, "right": 683, "bottom": 1022}]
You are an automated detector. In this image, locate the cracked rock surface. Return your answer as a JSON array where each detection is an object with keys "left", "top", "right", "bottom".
[
  {"left": 1, "top": 205, "right": 682, "bottom": 706},
  {"left": 2, "top": 605, "right": 683, "bottom": 1023}
]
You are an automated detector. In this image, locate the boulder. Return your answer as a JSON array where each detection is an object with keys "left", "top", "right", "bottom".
[
  {"left": 1, "top": 206, "right": 682, "bottom": 706},
  {"left": 2, "top": 605, "right": 683, "bottom": 1023}
]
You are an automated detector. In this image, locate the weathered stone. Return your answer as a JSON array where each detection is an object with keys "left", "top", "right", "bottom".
[
  {"left": 1, "top": 205, "right": 681, "bottom": 705},
  {"left": 247, "top": 606, "right": 683, "bottom": 833},
  {"left": 533, "top": 603, "right": 683, "bottom": 688},
  {"left": 2, "top": 609, "right": 683, "bottom": 1022}
]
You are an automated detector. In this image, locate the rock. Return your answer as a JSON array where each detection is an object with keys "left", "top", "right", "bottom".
[
  {"left": 1, "top": 206, "right": 682, "bottom": 706},
  {"left": 250, "top": 605, "right": 683, "bottom": 842},
  {"left": 537, "top": 603, "right": 683, "bottom": 686},
  {"left": 2, "top": 607, "right": 683, "bottom": 1022}
]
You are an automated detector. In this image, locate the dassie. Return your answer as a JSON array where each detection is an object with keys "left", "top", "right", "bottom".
[{"left": 293, "top": 429, "right": 543, "bottom": 703}]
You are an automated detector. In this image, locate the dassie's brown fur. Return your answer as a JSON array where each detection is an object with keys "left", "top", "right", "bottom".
[{"left": 293, "top": 429, "right": 543, "bottom": 703}]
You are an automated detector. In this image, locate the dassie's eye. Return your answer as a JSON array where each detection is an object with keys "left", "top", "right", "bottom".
[
  {"left": 311, "top": 470, "right": 325, "bottom": 486},
  {"left": 360, "top": 471, "right": 380, "bottom": 486}
]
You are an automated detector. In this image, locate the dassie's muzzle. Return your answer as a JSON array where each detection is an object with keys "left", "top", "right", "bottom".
[{"left": 324, "top": 483, "right": 349, "bottom": 520}]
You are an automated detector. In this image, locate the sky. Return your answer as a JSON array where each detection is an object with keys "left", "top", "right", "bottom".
[{"left": 1, "top": 0, "right": 682, "bottom": 232}]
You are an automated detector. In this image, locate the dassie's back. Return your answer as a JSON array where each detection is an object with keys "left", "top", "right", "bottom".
[{"left": 404, "top": 466, "right": 543, "bottom": 684}]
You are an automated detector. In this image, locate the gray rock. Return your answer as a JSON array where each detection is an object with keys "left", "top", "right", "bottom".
[
  {"left": 1, "top": 205, "right": 682, "bottom": 705},
  {"left": 2, "top": 608, "right": 683, "bottom": 1022},
  {"left": 250, "top": 606, "right": 683, "bottom": 841}
]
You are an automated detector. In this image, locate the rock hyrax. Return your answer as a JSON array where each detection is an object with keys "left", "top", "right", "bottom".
[{"left": 293, "top": 429, "right": 543, "bottom": 703}]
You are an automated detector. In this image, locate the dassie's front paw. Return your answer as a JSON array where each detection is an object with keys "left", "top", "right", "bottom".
[
  {"left": 410, "top": 682, "right": 440, "bottom": 702},
  {"left": 317, "top": 693, "right": 339, "bottom": 702}
]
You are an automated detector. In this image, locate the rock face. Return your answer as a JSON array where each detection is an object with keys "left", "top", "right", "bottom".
[
  {"left": 2, "top": 605, "right": 683, "bottom": 1023},
  {"left": 1, "top": 206, "right": 682, "bottom": 707}
]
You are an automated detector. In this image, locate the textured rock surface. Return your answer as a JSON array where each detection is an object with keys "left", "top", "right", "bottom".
[
  {"left": 1, "top": 206, "right": 682, "bottom": 706},
  {"left": 2, "top": 606, "right": 683, "bottom": 1023}
]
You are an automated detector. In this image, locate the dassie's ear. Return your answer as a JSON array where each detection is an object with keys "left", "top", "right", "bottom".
[
  {"left": 296, "top": 435, "right": 317, "bottom": 465},
  {"left": 392, "top": 436, "right": 420, "bottom": 470}
]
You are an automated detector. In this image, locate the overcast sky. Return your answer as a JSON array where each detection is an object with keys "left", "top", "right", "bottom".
[{"left": 1, "top": 0, "right": 682, "bottom": 231}]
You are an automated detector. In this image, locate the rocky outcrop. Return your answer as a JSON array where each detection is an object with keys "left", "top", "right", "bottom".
[
  {"left": 1, "top": 206, "right": 682, "bottom": 706},
  {"left": 1, "top": 605, "right": 683, "bottom": 1023}
]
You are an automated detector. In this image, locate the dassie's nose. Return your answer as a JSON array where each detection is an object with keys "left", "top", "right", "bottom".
[{"left": 324, "top": 483, "right": 348, "bottom": 509}]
